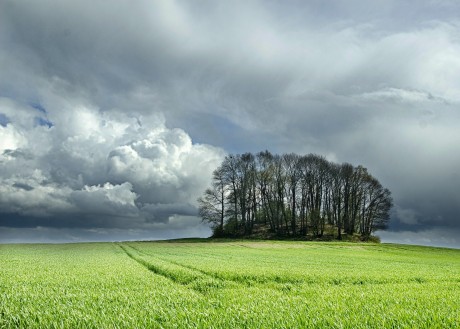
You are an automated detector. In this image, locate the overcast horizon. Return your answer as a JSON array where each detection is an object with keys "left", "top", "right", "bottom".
[{"left": 1, "top": 0, "right": 459, "bottom": 248}]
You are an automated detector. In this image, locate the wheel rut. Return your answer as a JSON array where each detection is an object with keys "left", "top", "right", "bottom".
[{"left": 118, "top": 243, "right": 230, "bottom": 293}]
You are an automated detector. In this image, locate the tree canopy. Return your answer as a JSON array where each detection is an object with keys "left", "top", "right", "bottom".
[{"left": 198, "top": 151, "right": 393, "bottom": 240}]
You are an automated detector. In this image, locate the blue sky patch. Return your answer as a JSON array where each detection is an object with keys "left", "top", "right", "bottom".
[
  {"left": 0, "top": 113, "right": 10, "bottom": 127},
  {"left": 31, "top": 103, "right": 53, "bottom": 127},
  {"left": 30, "top": 103, "right": 47, "bottom": 114},
  {"left": 34, "top": 116, "right": 53, "bottom": 128}
]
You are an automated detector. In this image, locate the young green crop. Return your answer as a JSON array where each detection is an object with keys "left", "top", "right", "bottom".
[{"left": 0, "top": 241, "right": 459, "bottom": 328}]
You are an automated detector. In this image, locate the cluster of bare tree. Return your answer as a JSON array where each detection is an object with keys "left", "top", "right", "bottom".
[{"left": 198, "top": 151, "right": 393, "bottom": 240}]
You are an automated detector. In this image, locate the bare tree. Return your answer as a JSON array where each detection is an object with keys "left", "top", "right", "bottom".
[
  {"left": 197, "top": 167, "right": 227, "bottom": 236},
  {"left": 283, "top": 153, "right": 301, "bottom": 235},
  {"left": 360, "top": 175, "right": 393, "bottom": 239}
]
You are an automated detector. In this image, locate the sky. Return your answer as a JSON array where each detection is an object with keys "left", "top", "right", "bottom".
[{"left": 0, "top": 0, "right": 459, "bottom": 248}]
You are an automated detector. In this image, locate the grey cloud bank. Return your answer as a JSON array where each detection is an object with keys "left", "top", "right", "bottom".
[{"left": 0, "top": 0, "right": 459, "bottom": 247}]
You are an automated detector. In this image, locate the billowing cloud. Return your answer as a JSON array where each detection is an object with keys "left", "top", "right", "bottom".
[
  {"left": 0, "top": 97, "right": 224, "bottom": 236},
  {"left": 0, "top": 0, "right": 459, "bottom": 245},
  {"left": 71, "top": 183, "right": 138, "bottom": 217}
]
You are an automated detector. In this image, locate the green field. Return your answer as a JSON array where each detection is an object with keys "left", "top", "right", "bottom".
[{"left": 0, "top": 240, "right": 459, "bottom": 328}]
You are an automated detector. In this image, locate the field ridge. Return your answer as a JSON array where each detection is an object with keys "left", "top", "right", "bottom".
[{"left": 119, "top": 244, "right": 229, "bottom": 293}]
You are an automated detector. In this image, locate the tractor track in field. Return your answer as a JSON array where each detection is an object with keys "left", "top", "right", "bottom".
[
  {"left": 119, "top": 243, "right": 435, "bottom": 287},
  {"left": 123, "top": 243, "right": 223, "bottom": 279},
  {"left": 117, "top": 243, "right": 232, "bottom": 294},
  {"left": 121, "top": 243, "right": 312, "bottom": 286},
  {"left": 121, "top": 243, "right": 282, "bottom": 286}
]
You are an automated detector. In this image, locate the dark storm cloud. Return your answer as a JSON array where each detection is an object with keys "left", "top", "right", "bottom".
[
  {"left": 0, "top": 0, "right": 459, "bottom": 246},
  {"left": 12, "top": 183, "right": 34, "bottom": 191}
]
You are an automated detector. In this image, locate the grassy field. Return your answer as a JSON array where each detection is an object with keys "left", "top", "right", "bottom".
[{"left": 0, "top": 240, "right": 459, "bottom": 328}]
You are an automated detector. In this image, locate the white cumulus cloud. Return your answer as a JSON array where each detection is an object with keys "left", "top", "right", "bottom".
[{"left": 0, "top": 97, "right": 224, "bottom": 235}]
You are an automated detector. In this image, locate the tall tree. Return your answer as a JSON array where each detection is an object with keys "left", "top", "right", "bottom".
[
  {"left": 197, "top": 167, "right": 227, "bottom": 235},
  {"left": 283, "top": 153, "right": 300, "bottom": 235},
  {"left": 360, "top": 175, "right": 393, "bottom": 238},
  {"left": 221, "top": 154, "right": 241, "bottom": 231}
]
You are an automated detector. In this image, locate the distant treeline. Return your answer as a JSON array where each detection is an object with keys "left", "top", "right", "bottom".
[{"left": 198, "top": 151, "right": 393, "bottom": 240}]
